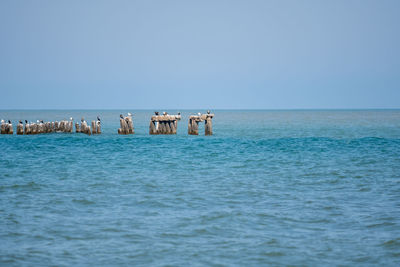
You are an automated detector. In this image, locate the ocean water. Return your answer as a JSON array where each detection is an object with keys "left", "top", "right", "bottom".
[{"left": 0, "top": 110, "right": 400, "bottom": 266}]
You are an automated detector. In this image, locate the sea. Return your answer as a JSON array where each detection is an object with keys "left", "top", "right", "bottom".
[{"left": 0, "top": 110, "right": 399, "bottom": 266}]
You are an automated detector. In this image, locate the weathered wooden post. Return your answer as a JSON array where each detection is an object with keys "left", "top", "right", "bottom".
[
  {"left": 75, "top": 122, "right": 80, "bottom": 133},
  {"left": 80, "top": 118, "right": 91, "bottom": 135},
  {"left": 44, "top": 122, "right": 49, "bottom": 133},
  {"left": 8, "top": 121, "right": 14, "bottom": 134},
  {"left": 149, "top": 120, "right": 157, "bottom": 134},
  {"left": 91, "top": 121, "right": 97, "bottom": 135},
  {"left": 149, "top": 112, "right": 181, "bottom": 135},
  {"left": 204, "top": 110, "right": 213, "bottom": 135},
  {"left": 188, "top": 111, "right": 214, "bottom": 135},
  {"left": 191, "top": 118, "right": 199, "bottom": 135},
  {"left": 118, "top": 114, "right": 133, "bottom": 135},
  {"left": 37, "top": 121, "right": 42, "bottom": 134},
  {"left": 59, "top": 121, "right": 64, "bottom": 132},
  {"left": 1, "top": 120, "right": 13, "bottom": 134},
  {"left": 0, "top": 120, "right": 6, "bottom": 134},
  {"left": 17, "top": 121, "right": 23, "bottom": 135},
  {"left": 96, "top": 117, "right": 101, "bottom": 134},
  {"left": 45, "top": 122, "right": 50, "bottom": 133},
  {"left": 67, "top": 118, "right": 73, "bottom": 133},
  {"left": 118, "top": 114, "right": 127, "bottom": 134},
  {"left": 159, "top": 121, "right": 166, "bottom": 134},
  {"left": 24, "top": 120, "right": 30, "bottom": 135},
  {"left": 31, "top": 122, "right": 36, "bottom": 135},
  {"left": 127, "top": 113, "right": 134, "bottom": 134}
]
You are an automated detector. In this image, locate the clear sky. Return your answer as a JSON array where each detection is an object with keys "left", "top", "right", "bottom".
[{"left": 0, "top": 0, "right": 399, "bottom": 109}]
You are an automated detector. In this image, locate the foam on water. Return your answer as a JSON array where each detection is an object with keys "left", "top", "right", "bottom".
[{"left": 1, "top": 110, "right": 400, "bottom": 266}]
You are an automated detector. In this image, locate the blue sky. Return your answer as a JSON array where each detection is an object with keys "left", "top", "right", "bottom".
[{"left": 0, "top": 0, "right": 399, "bottom": 109}]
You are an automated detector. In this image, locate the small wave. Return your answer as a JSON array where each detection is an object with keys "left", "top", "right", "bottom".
[
  {"left": 0, "top": 181, "right": 41, "bottom": 191},
  {"left": 72, "top": 199, "right": 95, "bottom": 205},
  {"left": 382, "top": 238, "right": 400, "bottom": 248},
  {"left": 261, "top": 251, "right": 285, "bottom": 257},
  {"left": 367, "top": 222, "right": 396, "bottom": 229}
]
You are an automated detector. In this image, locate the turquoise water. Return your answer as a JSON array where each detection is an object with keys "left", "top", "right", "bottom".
[{"left": 1, "top": 110, "right": 400, "bottom": 266}]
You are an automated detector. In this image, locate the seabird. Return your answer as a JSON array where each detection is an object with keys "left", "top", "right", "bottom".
[
  {"left": 127, "top": 112, "right": 132, "bottom": 117},
  {"left": 97, "top": 116, "right": 100, "bottom": 121},
  {"left": 19, "top": 120, "right": 22, "bottom": 124},
  {"left": 81, "top": 117, "right": 84, "bottom": 122},
  {"left": 163, "top": 111, "right": 166, "bottom": 115},
  {"left": 155, "top": 111, "right": 159, "bottom": 115},
  {"left": 70, "top": 117, "right": 73, "bottom": 121},
  {"left": 8, "top": 120, "right": 11, "bottom": 124},
  {"left": 197, "top": 112, "right": 201, "bottom": 117},
  {"left": 207, "top": 110, "right": 210, "bottom": 114},
  {"left": 25, "top": 120, "right": 28, "bottom": 124},
  {"left": 120, "top": 114, "right": 124, "bottom": 119}
]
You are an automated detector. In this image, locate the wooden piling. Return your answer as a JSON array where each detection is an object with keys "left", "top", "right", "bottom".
[
  {"left": 149, "top": 112, "right": 181, "bottom": 135},
  {"left": 127, "top": 116, "right": 134, "bottom": 134},
  {"left": 205, "top": 117, "right": 213, "bottom": 135},
  {"left": 118, "top": 114, "right": 133, "bottom": 135},
  {"left": 96, "top": 120, "right": 101, "bottom": 134},
  {"left": 0, "top": 120, "right": 6, "bottom": 134},
  {"left": 24, "top": 122, "right": 30, "bottom": 135},
  {"left": 75, "top": 122, "right": 81, "bottom": 133},
  {"left": 6, "top": 122, "right": 13, "bottom": 134},
  {"left": 169, "top": 121, "right": 176, "bottom": 134},
  {"left": 31, "top": 123, "right": 36, "bottom": 135},
  {"left": 158, "top": 121, "right": 165, "bottom": 134},
  {"left": 192, "top": 119, "right": 199, "bottom": 135},
  {"left": 187, "top": 119, "right": 192, "bottom": 135},
  {"left": 59, "top": 121, "right": 64, "bottom": 132},
  {"left": 91, "top": 121, "right": 96, "bottom": 135},
  {"left": 188, "top": 112, "right": 214, "bottom": 135},
  {"left": 68, "top": 120, "right": 73, "bottom": 133},
  {"left": 119, "top": 118, "right": 128, "bottom": 135},
  {"left": 17, "top": 121, "right": 23, "bottom": 135},
  {"left": 81, "top": 119, "right": 91, "bottom": 135},
  {"left": 149, "top": 120, "right": 157, "bottom": 135}
]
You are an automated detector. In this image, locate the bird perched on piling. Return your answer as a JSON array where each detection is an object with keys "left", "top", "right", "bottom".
[
  {"left": 97, "top": 116, "right": 100, "bottom": 121},
  {"left": 155, "top": 112, "right": 159, "bottom": 115}
]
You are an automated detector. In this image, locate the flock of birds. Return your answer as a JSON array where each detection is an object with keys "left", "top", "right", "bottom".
[
  {"left": 0, "top": 117, "right": 101, "bottom": 135},
  {"left": 1, "top": 111, "right": 213, "bottom": 135}
]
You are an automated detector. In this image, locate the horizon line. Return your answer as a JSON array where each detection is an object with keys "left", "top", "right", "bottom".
[{"left": 1, "top": 108, "right": 400, "bottom": 111}]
